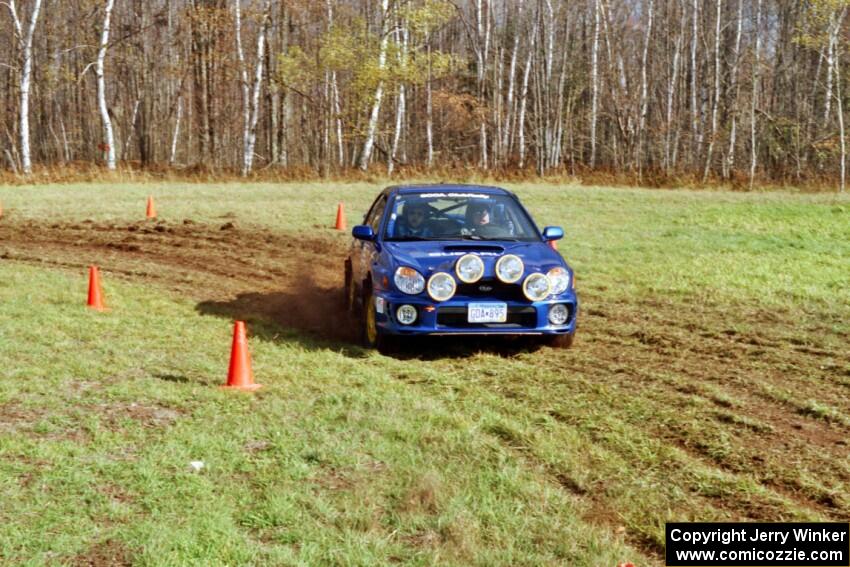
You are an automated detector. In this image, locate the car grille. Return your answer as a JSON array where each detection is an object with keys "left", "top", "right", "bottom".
[
  {"left": 455, "top": 280, "right": 526, "bottom": 302},
  {"left": 436, "top": 306, "right": 537, "bottom": 329}
]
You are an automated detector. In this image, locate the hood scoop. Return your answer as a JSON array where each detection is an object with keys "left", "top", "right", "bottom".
[{"left": 443, "top": 244, "right": 506, "bottom": 254}]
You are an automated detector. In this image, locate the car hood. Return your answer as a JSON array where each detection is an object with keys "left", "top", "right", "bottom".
[{"left": 383, "top": 240, "right": 566, "bottom": 277}]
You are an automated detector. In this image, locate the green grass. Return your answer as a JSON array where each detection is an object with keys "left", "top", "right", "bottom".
[
  {"left": 0, "top": 181, "right": 848, "bottom": 565},
  {"left": 0, "top": 265, "right": 634, "bottom": 565}
]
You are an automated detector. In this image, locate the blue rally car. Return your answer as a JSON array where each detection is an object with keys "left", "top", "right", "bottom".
[{"left": 344, "top": 184, "right": 578, "bottom": 352}]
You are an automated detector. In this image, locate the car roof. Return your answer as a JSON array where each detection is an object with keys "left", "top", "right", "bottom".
[{"left": 387, "top": 184, "right": 514, "bottom": 197}]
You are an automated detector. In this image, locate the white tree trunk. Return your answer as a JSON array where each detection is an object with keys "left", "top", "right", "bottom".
[
  {"left": 637, "top": 0, "right": 654, "bottom": 177},
  {"left": 666, "top": 16, "right": 683, "bottom": 173},
  {"left": 724, "top": 0, "right": 744, "bottom": 179},
  {"left": 832, "top": 8, "right": 848, "bottom": 192},
  {"left": 123, "top": 99, "right": 139, "bottom": 161},
  {"left": 235, "top": 0, "right": 271, "bottom": 176},
  {"left": 825, "top": 25, "right": 837, "bottom": 127},
  {"left": 518, "top": 17, "right": 537, "bottom": 169},
  {"left": 690, "top": 0, "right": 701, "bottom": 165},
  {"left": 426, "top": 43, "right": 434, "bottom": 168},
  {"left": 589, "top": 0, "right": 600, "bottom": 168},
  {"left": 388, "top": 85, "right": 405, "bottom": 175},
  {"left": 703, "top": 0, "right": 722, "bottom": 182},
  {"left": 474, "top": 0, "right": 491, "bottom": 169},
  {"left": 170, "top": 97, "right": 183, "bottom": 165},
  {"left": 359, "top": 0, "right": 390, "bottom": 171},
  {"left": 245, "top": 2, "right": 270, "bottom": 176},
  {"left": 96, "top": 0, "right": 117, "bottom": 170},
  {"left": 6, "top": 0, "right": 43, "bottom": 175},
  {"left": 235, "top": 0, "right": 250, "bottom": 174},
  {"left": 500, "top": 0, "right": 524, "bottom": 163},
  {"left": 749, "top": 0, "right": 762, "bottom": 189},
  {"left": 332, "top": 74, "right": 343, "bottom": 167},
  {"left": 836, "top": 53, "right": 846, "bottom": 193}
]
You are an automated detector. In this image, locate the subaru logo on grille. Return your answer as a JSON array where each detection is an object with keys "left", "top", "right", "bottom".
[{"left": 478, "top": 285, "right": 493, "bottom": 292}]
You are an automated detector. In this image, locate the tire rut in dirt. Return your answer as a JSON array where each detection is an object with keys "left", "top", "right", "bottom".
[{"left": 0, "top": 219, "right": 355, "bottom": 342}]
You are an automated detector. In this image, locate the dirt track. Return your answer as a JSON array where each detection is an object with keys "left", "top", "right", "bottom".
[
  {"left": 0, "top": 218, "right": 354, "bottom": 341},
  {"left": 1, "top": 218, "right": 848, "bottom": 532}
]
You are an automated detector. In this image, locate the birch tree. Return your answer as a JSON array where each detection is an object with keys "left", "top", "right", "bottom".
[
  {"left": 636, "top": 0, "right": 654, "bottom": 178},
  {"left": 665, "top": 0, "right": 685, "bottom": 173},
  {"left": 96, "top": 0, "right": 117, "bottom": 170},
  {"left": 589, "top": 0, "right": 600, "bottom": 168},
  {"left": 235, "top": 0, "right": 271, "bottom": 176},
  {"left": 750, "top": 0, "right": 762, "bottom": 189},
  {"left": 359, "top": 0, "right": 391, "bottom": 171},
  {"left": 703, "top": 0, "right": 723, "bottom": 181},
  {"left": 5, "top": 0, "right": 43, "bottom": 174},
  {"left": 723, "top": 0, "right": 744, "bottom": 179},
  {"left": 690, "top": 0, "right": 701, "bottom": 165}
]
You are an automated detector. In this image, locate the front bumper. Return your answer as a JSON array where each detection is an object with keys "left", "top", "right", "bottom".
[{"left": 372, "top": 290, "right": 578, "bottom": 336}]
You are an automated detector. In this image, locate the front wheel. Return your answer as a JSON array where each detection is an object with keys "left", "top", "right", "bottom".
[{"left": 361, "top": 288, "right": 398, "bottom": 354}]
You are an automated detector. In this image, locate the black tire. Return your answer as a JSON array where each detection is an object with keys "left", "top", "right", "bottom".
[{"left": 542, "top": 332, "right": 575, "bottom": 349}]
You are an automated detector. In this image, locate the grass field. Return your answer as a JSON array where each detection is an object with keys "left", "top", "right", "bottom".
[{"left": 0, "top": 182, "right": 848, "bottom": 565}]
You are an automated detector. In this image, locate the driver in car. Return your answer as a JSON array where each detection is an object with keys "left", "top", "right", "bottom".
[
  {"left": 463, "top": 199, "right": 514, "bottom": 237},
  {"left": 396, "top": 200, "right": 433, "bottom": 238}
]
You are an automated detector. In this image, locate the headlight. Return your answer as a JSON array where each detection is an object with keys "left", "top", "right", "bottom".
[
  {"left": 396, "top": 304, "right": 417, "bottom": 325},
  {"left": 495, "top": 254, "right": 524, "bottom": 283},
  {"left": 394, "top": 267, "right": 425, "bottom": 295},
  {"left": 455, "top": 254, "right": 485, "bottom": 283},
  {"left": 427, "top": 272, "right": 456, "bottom": 301},
  {"left": 522, "top": 273, "right": 551, "bottom": 301},
  {"left": 547, "top": 267, "right": 570, "bottom": 295}
]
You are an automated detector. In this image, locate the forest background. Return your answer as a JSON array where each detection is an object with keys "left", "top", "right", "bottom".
[{"left": 3, "top": 0, "right": 850, "bottom": 190}]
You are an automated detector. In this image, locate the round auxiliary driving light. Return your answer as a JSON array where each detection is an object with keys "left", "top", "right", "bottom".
[
  {"left": 549, "top": 304, "right": 569, "bottom": 326},
  {"left": 455, "top": 254, "right": 485, "bottom": 283},
  {"left": 396, "top": 304, "right": 418, "bottom": 325},
  {"left": 523, "top": 273, "right": 551, "bottom": 301},
  {"left": 495, "top": 254, "right": 524, "bottom": 283},
  {"left": 427, "top": 272, "right": 456, "bottom": 302}
]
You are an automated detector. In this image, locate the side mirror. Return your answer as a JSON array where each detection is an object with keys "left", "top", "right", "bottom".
[
  {"left": 542, "top": 226, "right": 564, "bottom": 241},
  {"left": 352, "top": 225, "right": 375, "bottom": 241}
]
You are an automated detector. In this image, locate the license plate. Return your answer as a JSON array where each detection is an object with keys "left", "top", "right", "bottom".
[{"left": 468, "top": 302, "right": 508, "bottom": 323}]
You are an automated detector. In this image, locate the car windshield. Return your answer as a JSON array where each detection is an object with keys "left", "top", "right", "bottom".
[{"left": 384, "top": 192, "right": 540, "bottom": 242}]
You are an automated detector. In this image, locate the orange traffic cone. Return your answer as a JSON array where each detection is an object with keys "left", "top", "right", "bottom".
[
  {"left": 548, "top": 240, "right": 558, "bottom": 250},
  {"left": 87, "top": 266, "right": 106, "bottom": 311},
  {"left": 334, "top": 202, "right": 346, "bottom": 230},
  {"left": 222, "top": 321, "right": 262, "bottom": 391},
  {"left": 146, "top": 196, "right": 157, "bottom": 219}
]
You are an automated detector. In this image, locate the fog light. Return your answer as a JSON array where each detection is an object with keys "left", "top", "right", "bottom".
[
  {"left": 396, "top": 304, "right": 418, "bottom": 325},
  {"left": 549, "top": 304, "right": 569, "bottom": 325}
]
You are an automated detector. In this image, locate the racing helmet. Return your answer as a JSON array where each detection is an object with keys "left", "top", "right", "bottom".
[{"left": 465, "top": 198, "right": 492, "bottom": 224}]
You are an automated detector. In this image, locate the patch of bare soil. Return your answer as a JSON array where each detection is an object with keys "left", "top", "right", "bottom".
[
  {"left": 70, "top": 539, "right": 133, "bottom": 567},
  {"left": 0, "top": 219, "right": 353, "bottom": 341}
]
